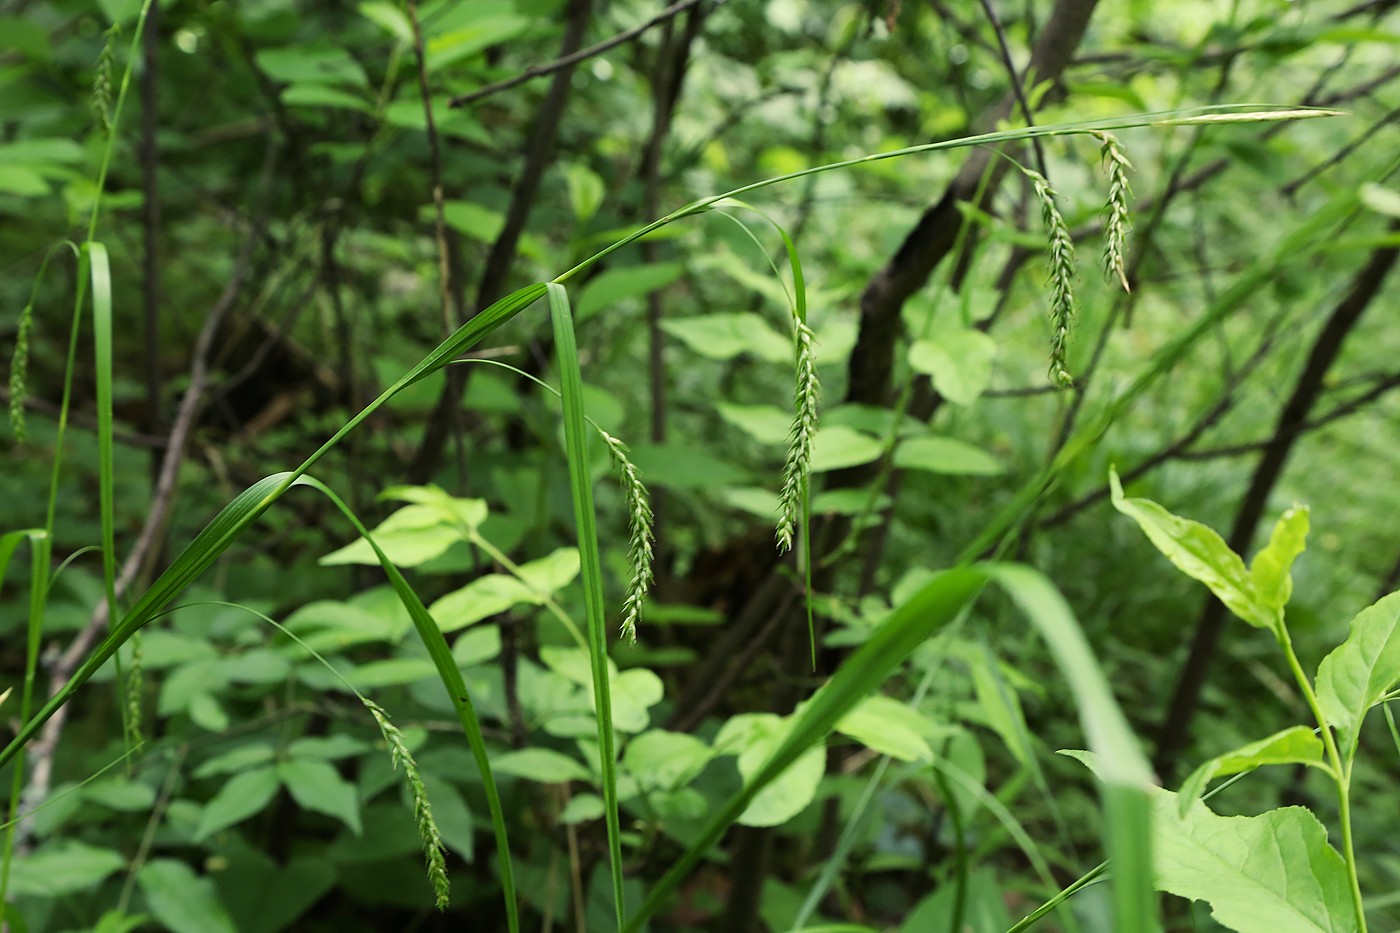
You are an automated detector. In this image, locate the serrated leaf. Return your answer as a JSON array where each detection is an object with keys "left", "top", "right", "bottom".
[
  {"left": 278, "top": 758, "right": 362, "bottom": 835},
  {"left": 1249, "top": 506, "right": 1309, "bottom": 612},
  {"left": 1177, "top": 727, "right": 1326, "bottom": 815},
  {"left": 1152, "top": 790, "right": 1353, "bottom": 933},
  {"left": 908, "top": 330, "right": 997, "bottom": 406},
  {"left": 194, "top": 767, "right": 279, "bottom": 841},
  {"left": 1316, "top": 590, "right": 1400, "bottom": 747},
  {"left": 1109, "top": 468, "right": 1274, "bottom": 631}
]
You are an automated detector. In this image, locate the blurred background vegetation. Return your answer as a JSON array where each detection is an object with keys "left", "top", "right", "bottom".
[{"left": 2, "top": 0, "right": 1399, "bottom": 929}]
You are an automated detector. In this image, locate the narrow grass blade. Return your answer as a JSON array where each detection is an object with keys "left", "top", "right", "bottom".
[
  {"left": 983, "top": 563, "right": 1158, "bottom": 933},
  {"left": 546, "top": 282, "right": 626, "bottom": 926},
  {"left": 624, "top": 567, "right": 986, "bottom": 932}
]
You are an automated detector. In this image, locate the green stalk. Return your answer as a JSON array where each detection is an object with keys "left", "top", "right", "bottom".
[{"left": 546, "top": 283, "right": 627, "bottom": 926}]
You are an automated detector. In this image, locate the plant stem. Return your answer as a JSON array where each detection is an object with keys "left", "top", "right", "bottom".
[{"left": 1277, "top": 628, "right": 1366, "bottom": 933}]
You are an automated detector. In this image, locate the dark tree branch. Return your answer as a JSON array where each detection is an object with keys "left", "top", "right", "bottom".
[{"left": 447, "top": 0, "right": 712, "bottom": 108}]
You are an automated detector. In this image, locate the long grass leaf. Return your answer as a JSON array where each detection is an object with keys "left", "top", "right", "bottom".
[
  {"left": 546, "top": 283, "right": 626, "bottom": 926},
  {"left": 624, "top": 567, "right": 986, "bottom": 931}
]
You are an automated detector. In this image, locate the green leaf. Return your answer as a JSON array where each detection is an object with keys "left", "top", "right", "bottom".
[
  {"left": 566, "top": 164, "right": 606, "bottom": 224},
  {"left": 452, "top": 624, "right": 502, "bottom": 666},
  {"left": 255, "top": 45, "right": 368, "bottom": 88},
  {"left": 717, "top": 402, "right": 792, "bottom": 443},
  {"left": 429, "top": 574, "right": 537, "bottom": 632},
  {"left": 1316, "top": 591, "right": 1400, "bottom": 747},
  {"left": 137, "top": 860, "right": 238, "bottom": 933},
  {"left": 660, "top": 312, "right": 791, "bottom": 363},
  {"left": 715, "top": 713, "right": 826, "bottom": 827},
  {"left": 438, "top": 200, "right": 505, "bottom": 243},
  {"left": 278, "top": 758, "right": 362, "bottom": 834},
  {"left": 1177, "top": 727, "right": 1326, "bottom": 815},
  {"left": 281, "top": 83, "right": 371, "bottom": 112},
  {"left": 492, "top": 748, "right": 592, "bottom": 783},
  {"left": 623, "top": 731, "right": 714, "bottom": 791},
  {"left": 893, "top": 436, "right": 1004, "bottom": 475},
  {"left": 834, "top": 694, "right": 937, "bottom": 762},
  {"left": 5, "top": 842, "right": 125, "bottom": 896},
  {"left": 1248, "top": 506, "right": 1309, "bottom": 612},
  {"left": 576, "top": 263, "right": 686, "bottom": 321},
  {"left": 561, "top": 794, "right": 605, "bottom": 824},
  {"left": 1360, "top": 182, "right": 1400, "bottom": 219},
  {"left": 516, "top": 548, "right": 581, "bottom": 595},
  {"left": 359, "top": 1, "right": 413, "bottom": 42},
  {"left": 809, "top": 426, "right": 884, "bottom": 472},
  {"left": 348, "top": 657, "right": 438, "bottom": 688},
  {"left": 970, "top": 654, "right": 1037, "bottom": 771},
  {"left": 319, "top": 505, "right": 463, "bottom": 567},
  {"left": 626, "top": 442, "right": 749, "bottom": 490},
  {"left": 426, "top": 16, "right": 531, "bottom": 70},
  {"left": 1152, "top": 790, "right": 1353, "bottom": 933},
  {"left": 1109, "top": 468, "right": 1274, "bottom": 631},
  {"left": 908, "top": 330, "right": 997, "bottom": 406},
  {"left": 609, "top": 669, "right": 665, "bottom": 734},
  {"left": 194, "top": 766, "right": 279, "bottom": 841}
]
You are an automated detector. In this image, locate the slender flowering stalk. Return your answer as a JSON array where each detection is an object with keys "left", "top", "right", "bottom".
[
  {"left": 8, "top": 303, "right": 32, "bottom": 443},
  {"left": 91, "top": 24, "right": 119, "bottom": 136},
  {"left": 364, "top": 699, "right": 451, "bottom": 910},
  {"left": 600, "top": 429, "right": 654, "bottom": 644},
  {"left": 777, "top": 316, "right": 819, "bottom": 552},
  {"left": 1024, "top": 168, "right": 1078, "bottom": 388},
  {"left": 1092, "top": 131, "right": 1133, "bottom": 293}
]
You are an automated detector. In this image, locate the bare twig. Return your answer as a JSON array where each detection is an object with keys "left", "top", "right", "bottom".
[{"left": 447, "top": 0, "right": 713, "bottom": 108}]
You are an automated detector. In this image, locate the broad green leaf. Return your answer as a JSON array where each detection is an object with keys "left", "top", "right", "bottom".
[
  {"left": 452, "top": 624, "right": 502, "bottom": 666},
  {"left": 1248, "top": 506, "right": 1309, "bottom": 612},
  {"left": 566, "top": 164, "right": 606, "bottom": 224},
  {"left": 278, "top": 758, "right": 362, "bottom": 835},
  {"left": 137, "top": 860, "right": 238, "bottom": 933},
  {"left": 717, "top": 402, "right": 792, "bottom": 443},
  {"left": 834, "top": 694, "right": 937, "bottom": 762},
  {"left": 255, "top": 45, "right": 368, "bottom": 88},
  {"left": 5, "top": 841, "right": 125, "bottom": 896},
  {"left": 1360, "top": 183, "right": 1400, "bottom": 219},
  {"left": 716, "top": 714, "right": 826, "bottom": 827},
  {"left": 287, "top": 734, "right": 372, "bottom": 761},
  {"left": 281, "top": 83, "right": 371, "bottom": 112},
  {"left": 1316, "top": 590, "right": 1400, "bottom": 747},
  {"left": 893, "top": 436, "right": 1004, "bottom": 475},
  {"left": 1177, "top": 727, "right": 1326, "bottom": 815},
  {"left": 1109, "top": 468, "right": 1273, "bottom": 631},
  {"left": 319, "top": 505, "right": 462, "bottom": 567},
  {"left": 810, "top": 426, "right": 884, "bottom": 472},
  {"left": 660, "top": 312, "right": 791, "bottom": 363},
  {"left": 623, "top": 731, "right": 714, "bottom": 791},
  {"left": 516, "top": 548, "right": 581, "bottom": 595},
  {"left": 194, "top": 767, "right": 279, "bottom": 841},
  {"left": 0, "top": 165, "right": 48, "bottom": 196},
  {"left": 429, "top": 574, "right": 537, "bottom": 632},
  {"left": 626, "top": 442, "right": 749, "bottom": 489},
  {"left": 1152, "top": 790, "right": 1353, "bottom": 933},
  {"left": 970, "top": 655, "right": 1036, "bottom": 771},
  {"left": 577, "top": 263, "right": 686, "bottom": 321},
  {"left": 347, "top": 657, "right": 437, "bottom": 688},
  {"left": 562, "top": 794, "right": 605, "bottom": 824},
  {"left": 492, "top": 748, "right": 591, "bottom": 783},
  {"left": 97, "top": 0, "right": 141, "bottom": 24},
  {"left": 908, "top": 330, "right": 997, "bottom": 406},
  {"left": 382, "top": 486, "right": 489, "bottom": 531},
  {"left": 84, "top": 777, "right": 157, "bottom": 812},
  {"left": 426, "top": 16, "right": 531, "bottom": 70},
  {"left": 359, "top": 1, "right": 413, "bottom": 42},
  {"left": 609, "top": 669, "right": 665, "bottom": 734},
  {"left": 438, "top": 200, "right": 505, "bottom": 243}
]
